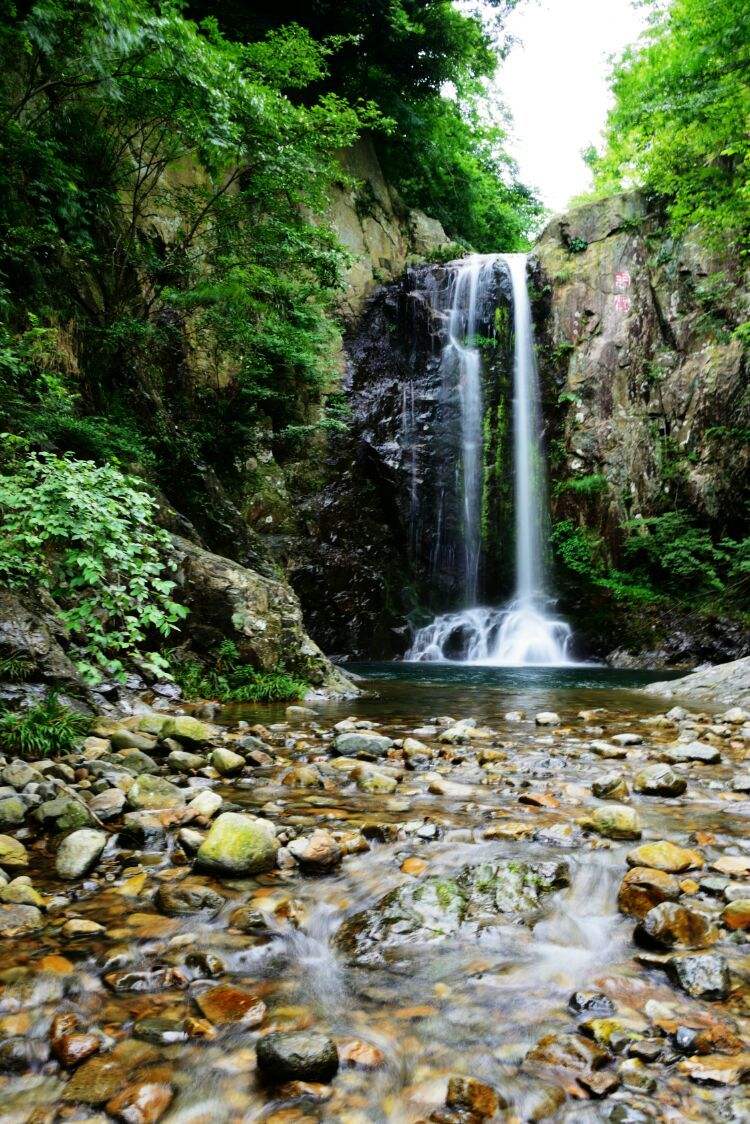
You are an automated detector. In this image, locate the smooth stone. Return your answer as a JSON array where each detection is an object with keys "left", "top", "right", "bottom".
[
  {"left": 195, "top": 983, "right": 266, "bottom": 1026},
  {"left": 0, "top": 902, "right": 43, "bottom": 937},
  {"left": 592, "top": 773, "right": 629, "bottom": 800},
  {"left": 61, "top": 1039, "right": 159, "bottom": 1104},
  {"left": 88, "top": 789, "right": 126, "bottom": 819},
  {"left": 185, "top": 789, "right": 222, "bottom": 818},
  {"left": 525, "top": 1032, "right": 608, "bottom": 1073},
  {"left": 333, "top": 732, "right": 393, "bottom": 758},
  {"left": 617, "top": 867, "right": 680, "bottom": 918},
  {"left": 0, "top": 797, "right": 25, "bottom": 827},
  {"left": 0, "top": 879, "right": 44, "bottom": 907},
  {"left": 612, "top": 733, "right": 643, "bottom": 746},
  {"left": 109, "top": 729, "right": 157, "bottom": 752},
  {"left": 589, "top": 741, "right": 627, "bottom": 759},
  {"left": 677, "top": 1053, "right": 750, "bottom": 1085},
  {"left": 634, "top": 764, "right": 687, "bottom": 797},
  {"left": 446, "top": 1074, "right": 505, "bottom": 1116},
  {"left": 161, "top": 716, "right": 218, "bottom": 746},
  {"left": 210, "top": 748, "right": 245, "bottom": 775},
  {"left": 256, "top": 1031, "right": 338, "bottom": 1084},
  {"left": 535, "top": 712, "right": 561, "bottom": 726},
  {"left": 287, "top": 829, "right": 341, "bottom": 871},
  {"left": 356, "top": 766, "right": 398, "bottom": 793},
  {"left": 196, "top": 812, "right": 278, "bottom": 875},
  {"left": 34, "top": 795, "right": 92, "bottom": 832},
  {"left": 3, "top": 762, "right": 40, "bottom": 788},
  {"left": 662, "top": 741, "right": 721, "bottom": 765},
  {"left": 55, "top": 829, "right": 107, "bottom": 880},
  {"left": 155, "top": 883, "right": 225, "bottom": 917},
  {"left": 127, "top": 775, "right": 186, "bottom": 810},
  {"left": 167, "top": 749, "right": 206, "bottom": 773},
  {"left": 722, "top": 899, "right": 750, "bottom": 930},
  {"left": 583, "top": 805, "right": 641, "bottom": 840},
  {"left": 626, "top": 840, "right": 703, "bottom": 873},
  {"left": 106, "top": 1080, "right": 173, "bottom": 1122}
]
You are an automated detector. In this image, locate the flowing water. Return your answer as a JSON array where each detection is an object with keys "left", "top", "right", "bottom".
[
  {"left": 6, "top": 664, "right": 748, "bottom": 1124},
  {"left": 408, "top": 254, "right": 573, "bottom": 666}
]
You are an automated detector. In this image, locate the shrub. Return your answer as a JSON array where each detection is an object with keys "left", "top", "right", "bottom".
[
  {"left": 0, "top": 694, "right": 90, "bottom": 757},
  {"left": 0, "top": 449, "right": 188, "bottom": 683},
  {"left": 623, "top": 512, "right": 727, "bottom": 593},
  {"left": 170, "top": 641, "right": 307, "bottom": 704}
]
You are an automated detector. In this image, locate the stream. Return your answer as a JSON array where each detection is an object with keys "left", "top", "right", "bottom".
[{"left": 2, "top": 664, "right": 749, "bottom": 1122}]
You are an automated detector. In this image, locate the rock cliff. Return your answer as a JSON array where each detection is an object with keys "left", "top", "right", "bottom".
[{"left": 269, "top": 192, "right": 748, "bottom": 666}]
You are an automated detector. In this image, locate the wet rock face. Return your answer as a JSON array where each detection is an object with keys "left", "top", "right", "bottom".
[
  {"left": 535, "top": 192, "right": 749, "bottom": 664},
  {"left": 336, "top": 860, "right": 569, "bottom": 965},
  {"left": 343, "top": 261, "right": 513, "bottom": 612}
]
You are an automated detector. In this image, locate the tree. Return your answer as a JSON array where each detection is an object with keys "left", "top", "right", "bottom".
[{"left": 591, "top": 0, "right": 750, "bottom": 250}]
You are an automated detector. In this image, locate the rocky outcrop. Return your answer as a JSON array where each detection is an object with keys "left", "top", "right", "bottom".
[
  {"left": 327, "top": 139, "right": 452, "bottom": 322},
  {"left": 0, "top": 589, "right": 82, "bottom": 697},
  {"left": 532, "top": 192, "right": 749, "bottom": 662},
  {"left": 535, "top": 191, "right": 748, "bottom": 529},
  {"left": 644, "top": 656, "right": 750, "bottom": 707},
  {"left": 172, "top": 536, "right": 358, "bottom": 696}
]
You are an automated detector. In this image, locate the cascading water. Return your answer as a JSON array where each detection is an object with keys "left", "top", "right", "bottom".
[{"left": 407, "top": 253, "right": 573, "bottom": 665}]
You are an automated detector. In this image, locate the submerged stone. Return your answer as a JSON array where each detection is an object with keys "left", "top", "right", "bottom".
[
  {"left": 336, "top": 860, "right": 568, "bottom": 964},
  {"left": 256, "top": 1031, "right": 338, "bottom": 1084}
]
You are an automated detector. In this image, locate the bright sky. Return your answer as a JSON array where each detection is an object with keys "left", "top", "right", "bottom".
[{"left": 497, "top": 0, "right": 650, "bottom": 214}]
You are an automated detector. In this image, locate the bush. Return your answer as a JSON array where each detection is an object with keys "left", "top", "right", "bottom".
[
  {"left": 623, "top": 512, "right": 727, "bottom": 593},
  {"left": 170, "top": 641, "right": 307, "bottom": 704},
  {"left": 0, "top": 694, "right": 90, "bottom": 757},
  {"left": 0, "top": 449, "right": 188, "bottom": 683}
]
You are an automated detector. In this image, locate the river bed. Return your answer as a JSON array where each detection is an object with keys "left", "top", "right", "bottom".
[{"left": 1, "top": 664, "right": 748, "bottom": 1123}]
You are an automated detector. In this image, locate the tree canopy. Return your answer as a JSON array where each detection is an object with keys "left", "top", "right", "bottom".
[{"left": 590, "top": 0, "right": 750, "bottom": 250}]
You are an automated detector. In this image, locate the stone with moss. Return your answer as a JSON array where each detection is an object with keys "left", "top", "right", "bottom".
[
  {"left": 127, "top": 775, "right": 186, "bottom": 811},
  {"left": 196, "top": 812, "right": 278, "bottom": 876}
]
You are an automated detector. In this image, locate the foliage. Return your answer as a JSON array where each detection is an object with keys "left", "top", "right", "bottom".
[
  {"left": 0, "top": 654, "right": 34, "bottom": 682},
  {"left": 192, "top": 0, "right": 542, "bottom": 251},
  {"left": 590, "top": 0, "right": 750, "bottom": 250},
  {"left": 566, "top": 237, "right": 588, "bottom": 254},
  {"left": 0, "top": 1, "right": 374, "bottom": 456},
  {"left": 623, "top": 512, "right": 731, "bottom": 593},
  {"left": 554, "top": 474, "right": 609, "bottom": 498},
  {"left": 0, "top": 694, "right": 90, "bottom": 757},
  {"left": 551, "top": 519, "right": 659, "bottom": 605},
  {"left": 170, "top": 640, "right": 307, "bottom": 703},
  {"left": 0, "top": 449, "right": 187, "bottom": 683}
]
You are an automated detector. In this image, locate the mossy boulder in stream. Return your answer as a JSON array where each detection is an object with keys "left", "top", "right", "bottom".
[
  {"left": 336, "top": 861, "right": 569, "bottom": 966},
  {"left": 196, "top": 812, "right": 278, "bottom": 875}
]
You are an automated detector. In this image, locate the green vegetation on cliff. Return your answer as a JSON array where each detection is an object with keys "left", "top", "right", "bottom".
[{"left": 589, "top": 0, "right": 749, "bottom": 250}]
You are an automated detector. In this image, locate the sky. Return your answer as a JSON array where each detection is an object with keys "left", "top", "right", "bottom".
[{"left": 497, "top": 0, "right": 650, "bottom": 214}]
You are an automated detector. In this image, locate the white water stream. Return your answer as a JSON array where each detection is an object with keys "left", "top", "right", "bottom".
[{"left": 407, "top": 253, "right": 573, "bottom": 665}]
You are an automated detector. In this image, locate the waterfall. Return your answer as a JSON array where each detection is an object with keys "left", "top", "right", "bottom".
[
  {"left": 407, "top": 253, "right": 573, "bottom": 666},
  {"left": 447, "top": 254, "right": 499, "bottom": 603}
]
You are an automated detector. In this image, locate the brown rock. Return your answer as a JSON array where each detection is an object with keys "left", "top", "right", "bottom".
[
  {"left": 446, "top": 1075, "right": 505, "bottom": 1117},
  {"left": 53, "top": 1032, "right": 101, "bottom": 1068},
  {"left": 635, "top": 902, "right": 718, "bottom": 949},
  {"left": 677, "top": 1053, "right": 750, "bottom": 1085},
  {"left": 722, "top": 900, "right": 750, "bottom": 930},
  {"left": 107, "top": 1081, "right": 173, "bottom": 1123},
  {"left": 526, "top": 1032, "right": 609, "bottom": 1073},
  {"left": 579, "top": 1070, "right": 620, "bottom": 1098},
  {"left": 401, "top": 857, "right": 428, "bottom": 876},
  {"left": 62, "top": 1040, "right": 159, "bottom": 1104},
  {"left": 617, "top": 867, "right": 681, "bottom": 918},
  {"left": 339, "top": 1039, "right": 385, "bottom": 1069},
  {"left": 194, "top": 984, "right": 266, "bottom": 1026}
]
